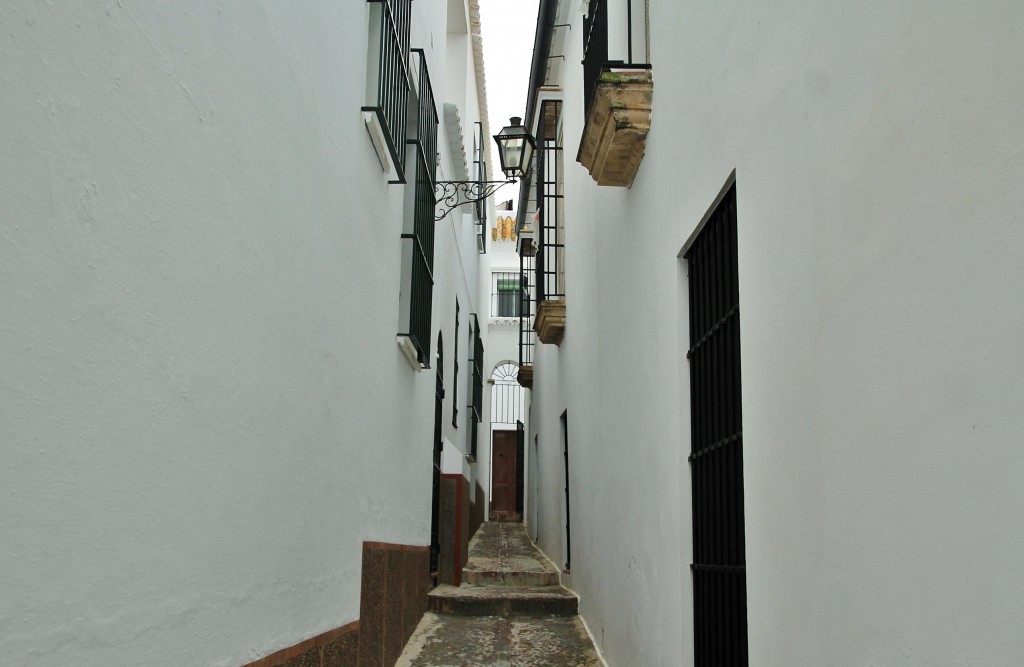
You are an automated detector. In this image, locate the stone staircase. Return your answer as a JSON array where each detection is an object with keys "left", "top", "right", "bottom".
[
  {"left": 427, "top": 521, "right": 578, "bottom": 617},
  {"left": 398, "top": 522, "right": 600, "bottom": 666}
]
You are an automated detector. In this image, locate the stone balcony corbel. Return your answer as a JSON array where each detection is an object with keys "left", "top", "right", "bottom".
[
  {"left": 535, "top": 299, "right": 566, "bottom": 346},
  {"left": 576, "top": 69, "right": 653, "bottom": 188}
]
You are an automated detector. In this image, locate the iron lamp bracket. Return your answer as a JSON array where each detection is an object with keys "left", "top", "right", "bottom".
[{"left": 434, "top": 179, "right": 516, "bottom": 221}]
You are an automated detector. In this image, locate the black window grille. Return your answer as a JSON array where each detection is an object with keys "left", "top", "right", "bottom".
[
  {"left": 518, "top": 249, "right": 536, "bottom": 369},
  {"left": 581, "top": 0, "right": 652, "bottom": 120},
  {"left": 536, "top": 100, "right": 564, "bottom": 304},
  {"left": 364, "top": 0, "right": 412, "bottom": 183},
  {"left": 452, "top": 300, "right": 460, "bottom": 428},
  {"left": 685, "top": 183, "right": 748, "bottom": 666},
  {"left": 469, "top": 314, "right": 484, "bottom": 459},
  {"left": 399, "top": 49, "right": 439, "bottom": 366},
  {"left": 492, "top": 272, "right": 528, "bottom": 318},
  {"left": 474, "top": 122, "right": 488, "bottom": 254},
  {"left": 431, "top": 333, "right": 444, "bottom": 581},
  {"left": 561, "top": 411, "right": 570, "bottom": 571}
]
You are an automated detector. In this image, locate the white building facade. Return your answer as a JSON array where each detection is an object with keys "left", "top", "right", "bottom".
[
  {"left": 518, "top": 1, "right": 1024, "bottom": 665},
  {"left": 0, "top": 1, "right": 495, "bottom": 665}
]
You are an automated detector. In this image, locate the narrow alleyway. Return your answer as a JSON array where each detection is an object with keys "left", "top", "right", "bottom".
[{"left": 397, "top": 523, "right": 601, "bottom": 666}]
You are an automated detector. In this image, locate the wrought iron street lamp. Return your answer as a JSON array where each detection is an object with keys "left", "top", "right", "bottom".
[
  {"left": 434, "top": 117, "right": 536, "bottom": 220},
  {"left": 493, "top": 116, "right": 535, "bottom": 179}
]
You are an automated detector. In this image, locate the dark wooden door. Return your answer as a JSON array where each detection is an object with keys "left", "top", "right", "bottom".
[{"left": 491, "top": 430, "right": 517, "bottom": 516}]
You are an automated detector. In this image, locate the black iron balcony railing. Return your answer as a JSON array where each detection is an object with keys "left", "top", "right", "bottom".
[
  {"left": 400, "top": 49, "right": 439, "bottom": 366},
  {"left": 581, "top": 0, "right": 652, "bottom": 119},
  {"left": 364, "top": 0, "right": 412, "bottom": 183},
  {"left": 535, "top": 100, "right": 564, "bottom": 304},
  {"left": 582, "top": 0, "right": 609, "bottom": 119}
]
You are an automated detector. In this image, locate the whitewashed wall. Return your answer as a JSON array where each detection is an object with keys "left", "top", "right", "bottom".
[
  {"left": 0, "top": 1, "right": 489, "bottom": 665},
  {"left": 526, "top": 0, "right": 1024, "bottom": 665}
]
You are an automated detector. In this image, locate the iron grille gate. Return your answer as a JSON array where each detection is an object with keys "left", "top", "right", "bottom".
[{"left": 685, "top": 183, "right": 748, "bottom": 665}]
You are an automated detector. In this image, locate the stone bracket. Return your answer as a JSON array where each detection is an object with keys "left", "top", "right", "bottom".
[
  {"left": 535, "top": 299, "right": 566, "bottom": 346},
  {"left": 576, "top": 69, "right": 653, "bottom": 188}
]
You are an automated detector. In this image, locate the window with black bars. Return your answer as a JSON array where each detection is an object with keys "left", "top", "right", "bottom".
[
  {"left": 518, "top": 249, "right": 535, "bottom": 369},
  {"left": 364, "top": 0, "right": 411, "bottom": 183},
  {"left": 685, "top": 182, "right": 748, "bottom": 666},
  {"left": 474, "top": 122, "right": 488, "bottom": 254},
  {"left": 581, "top": 0, "right": 652, "bottom": 120},
  {"left": 469, "top": 314, "right": 483, "bottom": 459},
  {"left": 492, "top": 272, "right": 528, "bottom": 318},
  {"left": 400, "top": 49, "right": 439, "bottom": 366},
  {"left": 536, "top": 100, "right": 564, "bottom": 304},
  {"left": 452, "top": 300, "right": 460, "bottom": 428},
  {"left": 430, "top": 333, "right": 444, "bottom": 580}
]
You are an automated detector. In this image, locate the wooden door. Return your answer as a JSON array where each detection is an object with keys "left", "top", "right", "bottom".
[{"left": 491, "top": 430, "right": 517, "bottom": 517}]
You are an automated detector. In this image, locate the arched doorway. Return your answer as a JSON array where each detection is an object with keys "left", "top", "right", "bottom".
[{"left": 490, "top": 362, "right": 525, "bottom": 521}]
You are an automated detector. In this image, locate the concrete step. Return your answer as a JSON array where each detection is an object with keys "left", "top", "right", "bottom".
[{"left": 428, "top": 584, "right": 579, "bottom": 617}]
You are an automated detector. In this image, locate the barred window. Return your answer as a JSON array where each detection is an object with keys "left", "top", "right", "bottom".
[
  {"left": 468, "top": 315, "right": 484, "bottom": 459},
  {"left": 452, "top": 300, "right": 460, "bottom": 428},
  {"left": 536, "top": 100, "right": 565, "bottom": 303},
  {"left": 492, "top": 272, "right": 528, "bottom": 318},
  {"left": 363, "top": 0, "right": 412, "bottom": 183},
  {"left": 473, "top": 122, "right": 488, "bottom": 253},
  {"left": 398, "top": 49, "right": 439, "bottom": 367}
]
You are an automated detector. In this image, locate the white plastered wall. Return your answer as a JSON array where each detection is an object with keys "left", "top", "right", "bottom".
[
  {"left": 526, "top": 0, "right": 1024, "bottom": 666},
  {"left": 0, "top": 1, "right": 489, "bottom": 665}
]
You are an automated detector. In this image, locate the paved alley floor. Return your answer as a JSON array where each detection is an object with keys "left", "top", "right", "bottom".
[
  {"left": 397, "top": 522, "right": 602, "bottom": 667},
  {"left": 395, "top": 612, "right": 601, "bottom": 667}
]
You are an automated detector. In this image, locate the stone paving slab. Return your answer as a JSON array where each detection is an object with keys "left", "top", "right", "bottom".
[
  {"left": 466, "top": 523, "right": 558, "bottom": 571},
  {"left": 463, "top": 523, "right": 559, "bottom": 587},
  {"left": 396, "top": 612, "right": 601, "bottom": 667}
]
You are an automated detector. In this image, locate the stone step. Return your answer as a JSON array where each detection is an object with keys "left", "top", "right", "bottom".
[
  {"left": 462, "top": 558, "right": 561, "bottom": 587},
  {"left": 428, "top": 584, "right": 579, "bottom": 617}
]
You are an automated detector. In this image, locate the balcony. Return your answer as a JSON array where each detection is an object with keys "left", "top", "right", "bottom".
[{"left": 576, "top": 68, "right": 653, "bottom": 188}]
